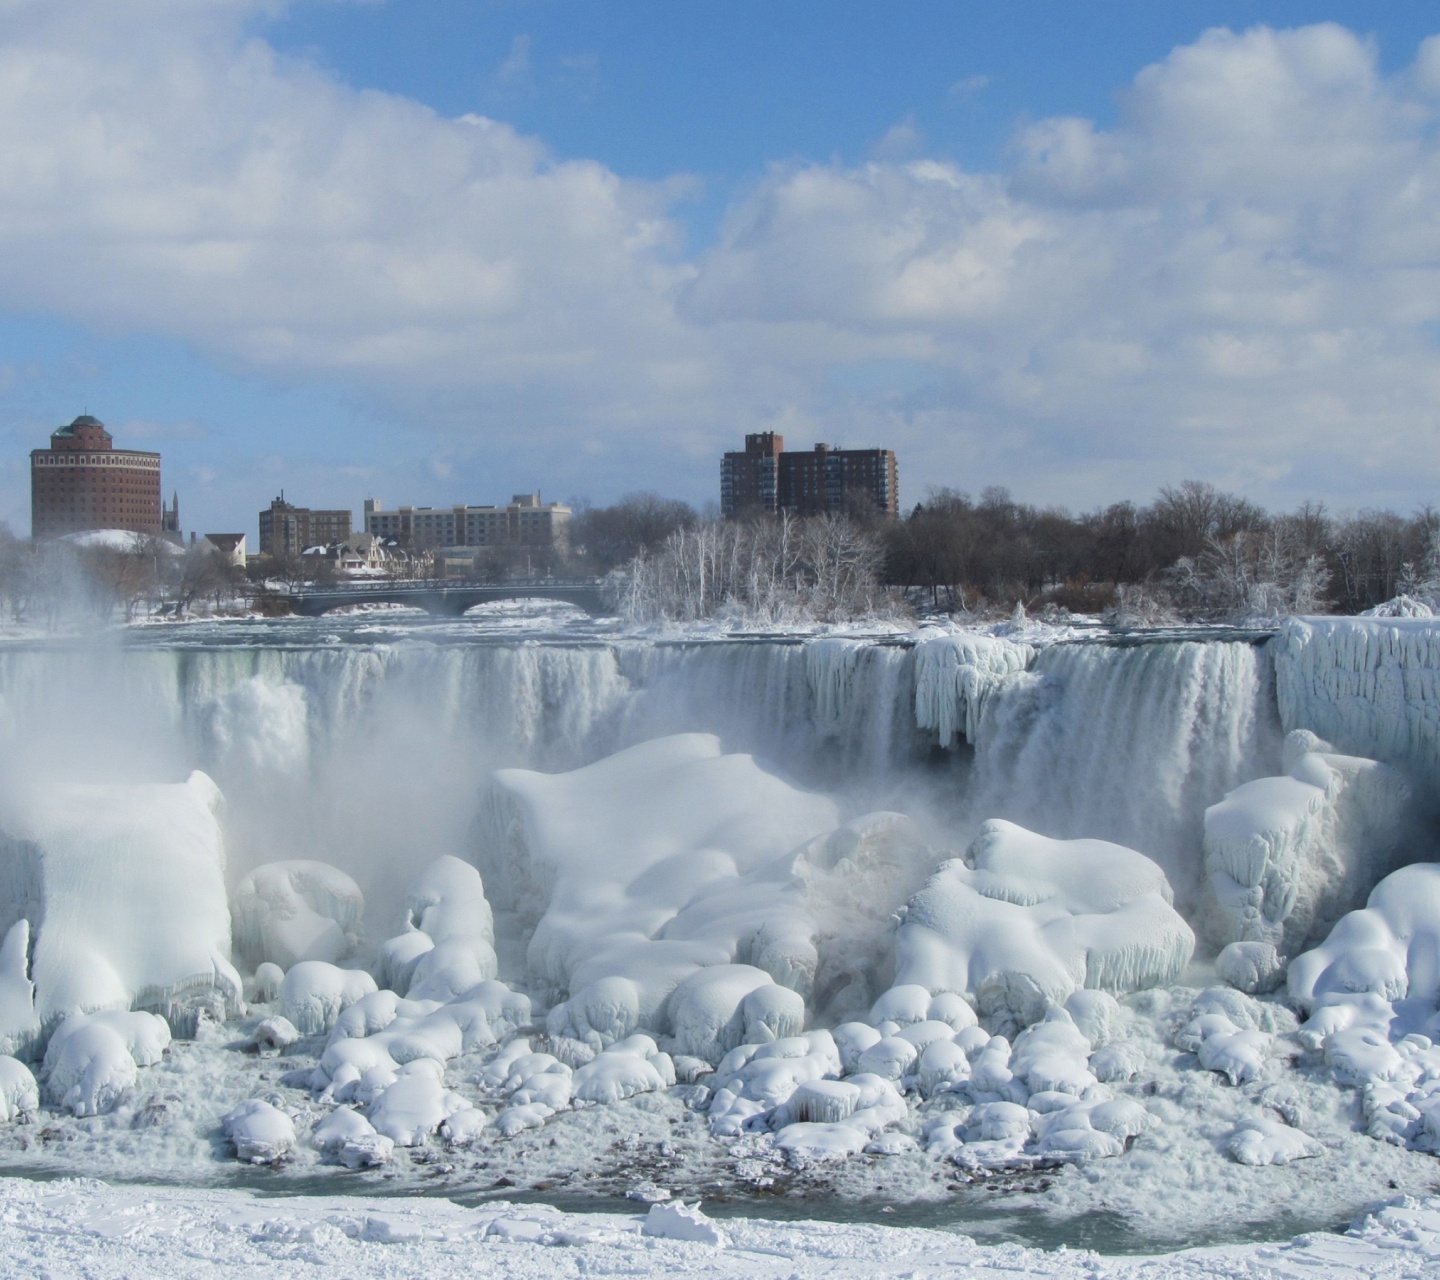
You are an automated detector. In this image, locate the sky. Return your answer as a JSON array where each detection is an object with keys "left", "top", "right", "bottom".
[{"left": 3, "top": 1, "right": 1440, "bottom": 538}]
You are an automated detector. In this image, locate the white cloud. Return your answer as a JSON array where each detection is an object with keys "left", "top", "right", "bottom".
[{"left": 0, "top": 9, "right": 1438, "bottom": 513}]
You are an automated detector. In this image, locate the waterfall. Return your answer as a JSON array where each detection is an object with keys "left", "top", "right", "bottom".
[{"left": 964, "top": 639, "right": 1282, "bottom": 903}]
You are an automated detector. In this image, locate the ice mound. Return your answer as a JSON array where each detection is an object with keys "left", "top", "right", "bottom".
[
  {"left": 0, "top": 771, "right": 241, "bottom": 1046},
  {"left": 881, "top": 820, "right": 1193, "bottom": 1031},
  {"left": 1278, "top": 867, "right": 1440, "bottom": 1153},
  {"left": 232, "top": 860, "right": 364, "bottom": 970},
  {"left": 1202, "top": 730, "right": 1411, "bottom": 957},
  {"left": 482, "top": 733, "right": 838, "bottom": 996},
  {"left": 0, "top": 1056, "right": 37, "bottom": 1120},
  {"left": 1288, "top": 863, "right": 1440, "bottom": 1012},
  {"left": 42, "top": 1009, "right": 170, "bottom": 1116},
  {"left": 912, "top": 634, "right": 1034, "bottom": 745},
  {"left": 313, "top": 979, "right": 531, "bottom": 1100},
  {"left": 377, "top": 856, "right": 498, "bottom": 1000},
  {"left": 223, "top": 1097, "right": 295, "bottom": 1164},
  {"left": 484, "top": 735, "right": 935, "bottom": 1055},
  {"left": 280, "top": 961, "right": 377, "bottom": 1035},
  {"left": 641, "top": 1200, "right": 729, "bottom": 1247},
  {"left": 1228, "top": 1117, "right": 1323, "bottom": 1165}
]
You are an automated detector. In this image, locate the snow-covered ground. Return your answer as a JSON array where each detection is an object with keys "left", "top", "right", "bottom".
[{"left": 0, "top": 1177, "right": 1435, "bottom": 1279}]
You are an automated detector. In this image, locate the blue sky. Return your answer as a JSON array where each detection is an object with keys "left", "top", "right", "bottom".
[{"left": 3, "top": 1, "right": 1440, "bottom": 538}]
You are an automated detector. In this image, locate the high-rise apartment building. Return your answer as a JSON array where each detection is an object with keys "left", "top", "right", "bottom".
[
  {"left": 720, "top": 433, "right": 898, "bottom": 519},
  {"left": 258, "top": 495, "right": 352, "bottom": 557},
  {"left": 363, "top": 494, "right": 571, "bottom": 552},
  {"left": 30, "top": 415, "right": 167, "bottom": 539}
]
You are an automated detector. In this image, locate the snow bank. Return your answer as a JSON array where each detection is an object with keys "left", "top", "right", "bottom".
[
  {"left": 0, "top": 771, "right": 241, "bottom": 1045},
  {"left": 232, "top": 861, "right": 364, "bottom": 971},
  {"left": 1202, "top": 730, "right": 1411, "bottom": 956},
  {"left": 882, "top": 820, "right": 1193, "bottom": 1031},
  {"left": 1275, "top": 617, "right": 1440, "bottom": 795},
  {"left": 3, "top": 1176, "right": 1440, "bottom": 1279},
  {"left": 912, "top": 634, "right": 1033, "bottom": 745}
]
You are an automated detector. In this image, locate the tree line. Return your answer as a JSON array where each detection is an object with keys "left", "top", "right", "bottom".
[{"left": 576, "top": 482, "right": 1440, "bottom": 623}]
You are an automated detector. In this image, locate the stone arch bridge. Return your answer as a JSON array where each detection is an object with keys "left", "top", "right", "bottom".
[{"left": 283, "top": 578, "right": 607, "bottom": 617}]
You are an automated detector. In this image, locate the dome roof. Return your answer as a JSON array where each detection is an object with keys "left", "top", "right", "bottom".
[{"left": 53, "top": 414, "right": 107, "bottom": 437}]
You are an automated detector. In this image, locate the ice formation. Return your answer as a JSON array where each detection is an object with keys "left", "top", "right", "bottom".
[
  {"left": 1274, "top": 617, "right": 1440, "bottom": 792},
  {"left": 280, "top": 961, "right": 378, "bottom": 1035},
  {"left": 42, "top": 1009, "right": 171, "bottom": 1116},
  {"left": 377, "top": 855, "right": 498, "bottom": 1000},
  {"left": 232, "top": 860, "right": 365, "bottom": 970},
  {"left": 0, "top": 771, "right": 240, "bottom": 1049},
  {"left": 223, "top": 1097, "right": 295, "bottom": 1163},
  {"left": 911, "top": 634, "right": 1033, "bottom": 745},
  {"left": 1202, "top": 730, "right": 1411, "bottom": 956},
  {"left": 482, "top": 735, "right": 937, "bottom": 1052},
  {"left": 882, "top": 820, "right": 1194, "bottom": 1031}
]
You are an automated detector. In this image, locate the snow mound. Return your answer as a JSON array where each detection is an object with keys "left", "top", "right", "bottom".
[
  {"left": 279, "top": 961, "right": 377, "bottom": 1036},
  {"left": 0, "top": 772, "right": 241, "bottom": 1046},
  {"left": 232, "top": 860, "right": 364, "bottom": 970},
  {"left": 642, "top": 1200, "right": 729, "bottom": 1247},
  {"left": 1288, "top": 863, "right": 1440, "bottom": 1012},
  {"left": 314, "top": 979, "right": 531, "bottom": 1099},
  {"left": 1228, "top": 1117, "right": 1324, "bottom": 1165},
  {"left": 223, "top": 1097, "right": 295, "bottom": 1164},
  {"left": 378, "top": 856, "right": 497, "bottom": 1000},
  {"left": 42, "top": 1009, "right": 170, "bottom": 1116},
  {"left": 0, "top": 1057, "right": 37, "bottom": 1120},
  {"left": 487, "top": 735, "right": 933, "bottom": 1055},
  {"left": 1201, "top": 730, "right": 1411, "bottom": 956},
  {"left": 881, "top": 819, "right": 1194, "bottom": 1031}
]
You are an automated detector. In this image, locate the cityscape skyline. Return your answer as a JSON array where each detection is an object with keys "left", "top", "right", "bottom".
[{"left": 3, "top": 6, "right": 1440, "bottom": 538}]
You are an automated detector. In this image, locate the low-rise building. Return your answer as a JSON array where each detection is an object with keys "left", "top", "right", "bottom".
[{"left": 363, "top": 493, "right": 570, "bottom": 553}]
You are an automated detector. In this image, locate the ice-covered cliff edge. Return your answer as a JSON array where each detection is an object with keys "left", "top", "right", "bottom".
[
  {"left": 0, "top": 771, "right": 241, "bottom": 1051},
  {"left": 1275, "top": 617, "right": 1440, "bottom": 794}
]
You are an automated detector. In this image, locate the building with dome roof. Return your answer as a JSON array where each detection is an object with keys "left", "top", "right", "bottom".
[{"left": 30, "top": 415, "right": 174, "bottom": 539}]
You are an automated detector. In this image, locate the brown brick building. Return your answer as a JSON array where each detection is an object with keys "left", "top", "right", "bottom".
[
  {"left": 31, "top": 415, "right": 166, "bottom": 539},
  {"left": 258, "top": 495, "right": 353, "bottom": 557},
  {"left": 721, "top": 432, "right": 898, "bottom": 519}
]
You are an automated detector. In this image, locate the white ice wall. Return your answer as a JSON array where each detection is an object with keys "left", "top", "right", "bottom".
[{"left": 1274, "top": 617, "right": 1440, "bottom": 794}]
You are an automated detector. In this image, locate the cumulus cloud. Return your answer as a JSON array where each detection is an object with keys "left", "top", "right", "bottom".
[{"left": 0, "top": 7, "right": 1439, "bottom": 511}]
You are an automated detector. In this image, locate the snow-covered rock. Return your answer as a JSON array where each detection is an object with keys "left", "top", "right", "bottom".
[
  {"left": 0, "top": 1057, "right": 37, "bottom": 1120},
  {"left": 43, "top": 1010, "right": 170, "bottom": 1116},
  {"left": 232, "top": 860, "right": 364, "bottom": 970},
  {"left": 279, "top": 961, "right": 377, "bottom": 1036},
  {"left": 1288, "top": 863, "right": 1440, "bottom": 1011},
  {"left": 223, "top": 1098, "right": 295, "bottom": 1163},
  {"left": 880, "top": 820, "right": 1194, "bottom": 1031}
]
